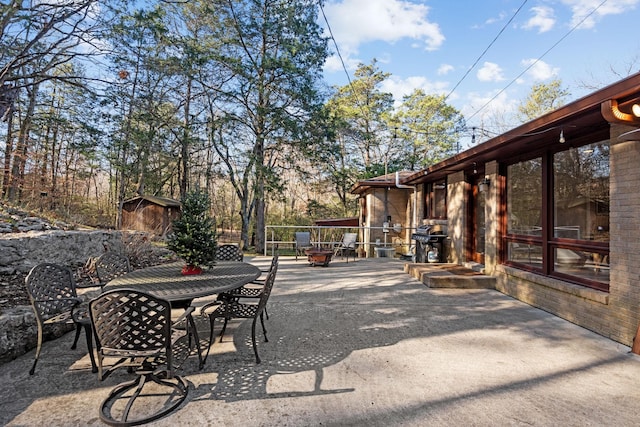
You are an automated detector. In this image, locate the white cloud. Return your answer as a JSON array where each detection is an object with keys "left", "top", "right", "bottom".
[
  {"left": 561, "top": 0, "right": 640, "bottom": 29},
  {"left": 323, "top": 0, "right": 445, "bottom": 70},
  {"left": 437, "top": 64, "right": 454, "bottom": 75},
  {"left": 522, "top": 6, "right": 556, "bottom": 33},
  {"left": 380, "top": 75, "right": 449, "bottom": 108},
  {"left": 462, "top": 90, "right": 520, "bottom": 137},
  {"left": 521, "top": 59, "right": 560, "bottom": 81},
  {"left": 477, "top": 62, "right": 505, "bottom": 82}
]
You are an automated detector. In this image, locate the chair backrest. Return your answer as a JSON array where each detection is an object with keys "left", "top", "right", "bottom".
[
  {"left": 342, "top": 233, "right": 357, "bottom": 249},
  {"left": 26, "top": 263, "right": 78, "bottom": 322},
  {"left": 269, "top": 252, "right": 279, "bottom": 270},
  {"left": 95, "top": 252, "right": 131, "bottom": 285},
  {"left": 216, "top": 244, "right": 243, "bottom": 261},
  {"left": 257, "top": 263, "right": 278, "bottom": 314},
  {"left": 295, "top": 232, "right": 311, "bottom": 247},
  {"left": 90, "top": 289, "right": 173, "bottom": 373}
]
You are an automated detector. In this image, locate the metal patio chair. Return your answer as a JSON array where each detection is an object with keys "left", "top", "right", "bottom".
[
  {"left": 95, "top": 251, "right": 131, "bottom": 288},
  {"left": 25, "top": 263, "right": 97, "bottom": 375},
  {"left": 294, "top": 232, "right": 313, "bottom": 260},
  {"left": 90, "top": 289, "right": 201, "bottom": 426},
  {"left": 215, "top": 244, "right": 244, "bottom": 261},
  {"left": 333, "top": 232, "right": 358, "bottom": 263},
  {"left": 201, "top": 262, "right": 278, "bottom": 364},
  {"left": 217, "top": 252, "right": 279, "bottom": 320}
]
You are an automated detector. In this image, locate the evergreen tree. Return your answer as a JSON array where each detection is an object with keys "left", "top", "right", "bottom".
[{"left": 166, "top": 190, "right": 217, "bottom": 268}]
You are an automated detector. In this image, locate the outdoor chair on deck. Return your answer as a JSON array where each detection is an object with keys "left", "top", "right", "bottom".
[
  {"left": 200, "top": 262, "right": 278, "bottom": 364},
  {"left": 294, "top": 232, "right": 313, "bottom": 260},
  {"left": 25, "top": 263, "right": 97, "bottom": 375},
  {"left": 89, "top": 289, "right": 201, "bottom": 426},
  {"left": 215, "top": 244, "right": 244, "bottom": 261},
  {"left": 333, "top": 232, "right": 358, "bottom": 263},
  {"left": 217, "top": 252, "right": 279, "bottom": 320},
  {"left": 95, "top": 252, "right": 131, "bottom": 288}
]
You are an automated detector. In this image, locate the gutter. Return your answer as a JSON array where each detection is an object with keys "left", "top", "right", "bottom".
[{"left": 395, "top": 171, "right": 418, "bottom": 232}]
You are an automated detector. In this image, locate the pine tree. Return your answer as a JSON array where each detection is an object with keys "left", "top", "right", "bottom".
[{"left": 166, "top": 190, "right": 217, "bottom": 268}]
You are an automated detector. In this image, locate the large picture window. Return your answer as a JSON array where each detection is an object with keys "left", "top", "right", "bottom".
[{"left": 505, "top": 141, "right": 609, "bottom": 291}]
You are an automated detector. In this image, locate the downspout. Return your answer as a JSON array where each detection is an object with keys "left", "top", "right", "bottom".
[{"left": 395, "top": 171, "right": 418, "bottom": 233}]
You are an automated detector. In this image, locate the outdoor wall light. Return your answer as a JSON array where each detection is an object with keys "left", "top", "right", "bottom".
[
  {"left": 633, "top": 104, "right": 640, "bottom": 118},
  {"left": 478, "top": 177, "right": 490, "bottom": 193}
]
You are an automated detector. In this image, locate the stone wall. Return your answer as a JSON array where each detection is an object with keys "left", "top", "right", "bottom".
[
  {"left": 0, "top": 230, "right": 125, "bottom": 274},
  {"left": 0, "top": 230, "right": 126, "bottom": 364}
]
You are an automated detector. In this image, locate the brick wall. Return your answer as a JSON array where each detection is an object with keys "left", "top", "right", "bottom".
[{"left": 492, "top": 124, "right": 640, "bottom": 347}]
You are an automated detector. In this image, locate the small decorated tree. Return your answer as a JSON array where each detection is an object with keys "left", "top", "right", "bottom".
[{"left": 166, "top": 190, "right": 217, "bottom": 273}]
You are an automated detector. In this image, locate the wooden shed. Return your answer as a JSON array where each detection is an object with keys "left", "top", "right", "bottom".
[{"left": 121, "top": 195, "right": 181, "bottom": 236}]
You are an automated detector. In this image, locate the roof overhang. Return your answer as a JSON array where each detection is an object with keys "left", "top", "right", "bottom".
[
  {"left": 402, "top": 72, "right": 640, "bottom": 185},
  {"left": 351, "top": 171, "right": 415, "bottom": 195}
]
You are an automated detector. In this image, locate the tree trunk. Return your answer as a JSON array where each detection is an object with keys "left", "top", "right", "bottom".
[
  {"left": 2, "top": 110, "right": 14, "bottom": 198},
  {"left": 8, "top": 84, "right": 38, "bottom": 201}
]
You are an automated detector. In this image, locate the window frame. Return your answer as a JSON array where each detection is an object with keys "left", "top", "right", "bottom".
[
  {"left": 502, "top": 142, "right": 610, "bottom": 292},
  {"left": 424, "top": 180, "right": 447, "bottom": 219}
]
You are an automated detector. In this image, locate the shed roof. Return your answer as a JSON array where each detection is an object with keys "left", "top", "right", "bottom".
[
  {"left": 122, "top": 195, "right": 181, "bottom": 208},
  {"left": 314, "top": 217, "right": 359, "bottom": 227}
]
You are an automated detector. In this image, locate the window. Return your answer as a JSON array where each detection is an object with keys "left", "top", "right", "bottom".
[
  {"left": 504, "top": 141, "right": 609, "bottom": 291},
  {"left": 426, "top": 180, "right": 447, "bottom": 219}
]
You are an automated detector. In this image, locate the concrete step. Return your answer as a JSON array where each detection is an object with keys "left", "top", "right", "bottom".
[{"left": 404, "top": 263, "right": 496, "bottom": 289}]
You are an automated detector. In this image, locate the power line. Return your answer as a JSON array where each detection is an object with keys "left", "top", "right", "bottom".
[
  {"left": 444, "top": 0, "right": 529, "bottom": 103},
  {"left": 466, "top": 0, "right": 609, "bottom": 124},
  {"left": 319, "top": 1, "right": 372, "bottom": 127},
  {"left": 318, "top": 1, "right": 353, "bottom": 89}
]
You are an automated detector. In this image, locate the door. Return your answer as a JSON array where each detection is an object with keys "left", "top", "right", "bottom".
[{"left": 467, "top": 178, "right": 486, "bottom": 264}]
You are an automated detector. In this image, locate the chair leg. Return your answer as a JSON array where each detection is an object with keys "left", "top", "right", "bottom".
[
  {"left": 71, "top": 323, "right": 82, "bottom": 350},
  {"left": 99, "top": 371, "right": 188, "bottom": 426},
  {"left": 219, "top": 317, "right": 229, "bottom": 343},
  {"left": 251, "top": 318, "right": 261, "bottom": 364},
  {"left": 29, "top": 324, "right": 44, "bottom": 375},
  {"left": 260, "top": 312, "right": 268, "bottom": 342},
  {"left": 187, "top": 313, "right": 204, "bottom": 369},
  {"left": 204, "top": 315, "right": 217, "bottom": 365},
  {"left": 83, "top": 324, "right": 98, "bottom": 373}
]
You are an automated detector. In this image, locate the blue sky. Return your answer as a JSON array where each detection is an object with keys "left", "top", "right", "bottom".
[{"left": 320, "top": 0, "right": 640, "bottom": 142}]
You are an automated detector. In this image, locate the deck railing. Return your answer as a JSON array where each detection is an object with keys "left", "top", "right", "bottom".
[{"left": 263, "top": 224, "right": 416, "bottom": 257}]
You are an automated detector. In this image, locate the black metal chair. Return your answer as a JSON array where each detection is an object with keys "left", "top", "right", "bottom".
[
  {"left": 89, "top": 289, "right": 201, "bottom": 426},
  {"left": 217, "top": 253, "right": 279, "bottom": 320},
  {"left": 25, "top": 263, "right": 97, "bottom": 375},
  {"left": 200, "top": 262, "right": 278, "bottom": 364},
  {"left": 95, "top": 252, "right": 131, "bottom": 288},
  {"left": 215, "top": 244, "right": 244, "bottom": 261}
]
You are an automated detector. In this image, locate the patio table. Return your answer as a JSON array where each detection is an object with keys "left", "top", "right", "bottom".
[
  {"left": 104, "top": 261, "right": 262, "bottom": 304},
  {"left": 103, "top": 261, "right": 262, "bottom": 369}
]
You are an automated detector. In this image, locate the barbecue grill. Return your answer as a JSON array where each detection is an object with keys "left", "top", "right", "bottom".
[{"left": 411, "top": 225, "right": 447, "bottom": 263}]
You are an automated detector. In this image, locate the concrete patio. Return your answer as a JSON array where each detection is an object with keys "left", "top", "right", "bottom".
[{"left": 1, "top": 256, "right": 639, "bottom": 426}]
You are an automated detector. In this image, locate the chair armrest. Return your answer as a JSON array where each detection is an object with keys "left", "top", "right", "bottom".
[
  {"left": 200, "top": 300, "right": 224, "bottom": 316},
  {"left": 173, "top": 306, "right": 196, "bottom": 326}
]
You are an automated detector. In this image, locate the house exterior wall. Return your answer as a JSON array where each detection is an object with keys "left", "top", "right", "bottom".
[
  {"left": 490, "top": 124, "right": 640, "bottom": 346},
  {"left": 360, "top": 187, "right": 411, "bottom": 257},
  {"left": 446, "top": 171, "right": 466, "bottom": 264},
  {"left": 484, "top": 161, "right": 500, "bottom": 275}
]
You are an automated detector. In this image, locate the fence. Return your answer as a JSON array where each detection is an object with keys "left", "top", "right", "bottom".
[{"left": 263, "top": 224, "right": 416, "bottom": 257}]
